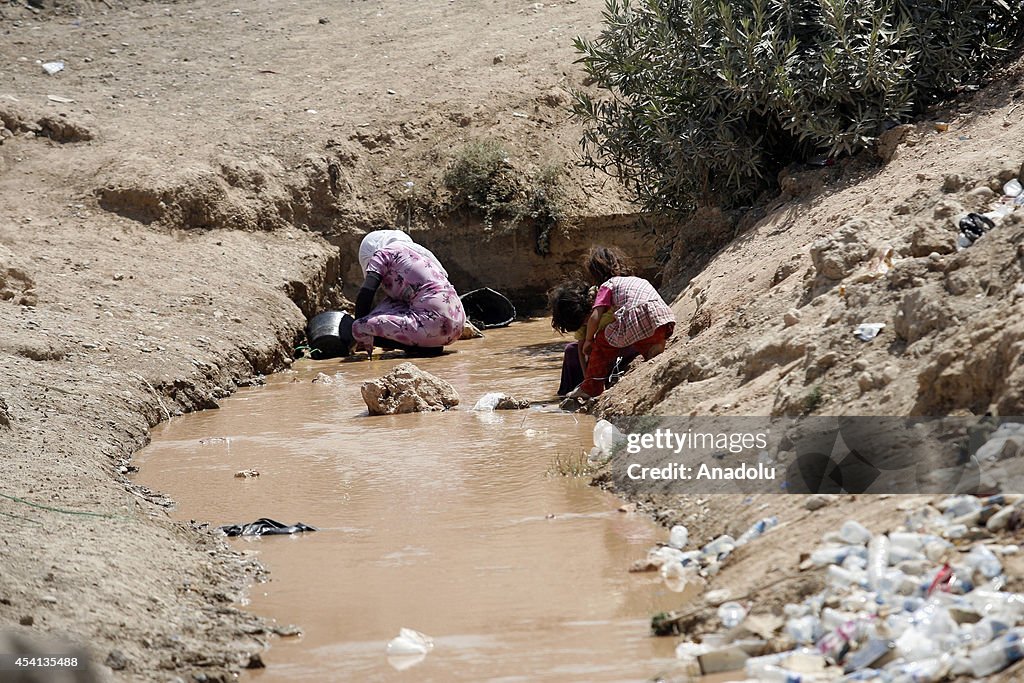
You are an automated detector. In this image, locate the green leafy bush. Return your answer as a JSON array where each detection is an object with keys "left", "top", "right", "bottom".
[
  {"left": 572, "top": 0, "right": 1022, "bottom": 213},
  {"left": 445, "top": 140, "right": 568, "bottom": 253}
]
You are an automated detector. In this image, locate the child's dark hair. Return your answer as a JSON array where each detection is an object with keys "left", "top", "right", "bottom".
[
  {"left": 586, "top": 246, "right": 632, "bottom": 284},
  {"left": 548, "top": 280, "right": 592, "bottom": 334}
]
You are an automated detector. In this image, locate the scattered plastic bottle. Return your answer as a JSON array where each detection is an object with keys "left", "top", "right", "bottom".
[
  {"left": 646, "top": 545, "right": 683, "bottom": 568},
  {"left": 840, "top": 520, "right": 872, "bottom": 545},
  {"left": 966, "top": 545, "right": 1003, "bottom": 579},
  {"left": 668, "top": 524, "right": 689, "bottom": 550},
  {"left": 886, "top": 654, "right": 952, "bottom": 683},
  {"left": 968, "top": 617, "right": 1010, "bottom": 648},
  {"left": 942, "top": 523, "right": 969, "bottom": 539},
  {"left": 867, "top": 535, "right": 891, "bottom": 592},
  {"left": 661, "top": 560, "right": 698, "bottom": 593},
  {"left": 472, "top": 392, "right": 505, "bottom": 411},
  {"left": 939, "top": 495, "right": 982, "bottom": 518},
  {"left": 967, "top": 628, "right": 1024, "bottom": 676},
  {"left": 827, "top": 564, "right": 867, "bottom": 590},
  {"left": 811, "top": 545, "right": 865, "bottom": 567},
  {"left": 386, "top": 627, "right": 434, "bottom": 656},
  {"left": 702, "top": 534, "right": 736, "bottom": 559},
  {"left": 785, "top": 615, "right": 821, "bottom": 644},
  {"left": 736, "top": 516, "right": 779, "bottom": 546},
  {"left": 966, "top": 589, "right": 1024, "bottom": 620},
  {"left": 592, "top": 419, "right": 623, "bottom": 457},
  {"left": 717, "top": 601, "right": 747, "bottom": 628}
]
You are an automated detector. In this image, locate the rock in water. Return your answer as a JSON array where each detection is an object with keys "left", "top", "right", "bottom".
[{"left": 361, "top": 362, "right": 459, "bottom": 415}]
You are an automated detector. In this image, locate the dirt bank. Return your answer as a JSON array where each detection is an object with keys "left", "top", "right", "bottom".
[
  {"left": 5, "top": 0, "right": 1024, "bottom": 680},
  {"left": 0, "top": 0, "right": 649, "bottom": 679},
  {"left": 589, "top": 53, "right": 1024, "bottom": 681}
]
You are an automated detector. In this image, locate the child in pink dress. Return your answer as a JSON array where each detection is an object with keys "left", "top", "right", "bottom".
[
  {"left": 351, "top": 231, "right": 466, "bottom": 355},
  {"left": 571, "top": 274, "right": 675, "bottom": 399}
]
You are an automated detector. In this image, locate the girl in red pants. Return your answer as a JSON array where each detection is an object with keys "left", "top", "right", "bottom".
[{"left": 567, "top": 274, "right": 676, "bottom": 401}]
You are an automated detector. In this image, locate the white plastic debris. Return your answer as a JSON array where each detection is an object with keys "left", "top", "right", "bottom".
[
  {"left": 472, "top": 392, "right": 505, "bottom": 411},
  {"left": 735, "top": 516, "right": 778, "bottom": 546},
  {"left": 386, "top": 628, "right": 434, "bottom": 656},
  {"left": 41, "top": 61, "right": 65, "bottom": 75},
  {"left": 1003, "top": 178, "right": 1022, "bottom": 197},
  {"left": 661, "top": 559, "right": 700, "bottom": 593},
  {"left": 668, "top": 524, "right": 689, "bottom": 550},
  {"left": 839, "top": 520, "right": 872, "bottom": 545},
  {"left": 853, "top": 322, "right": 886, "bottom": 341},
  {"left": 717, "top": 601, "right": 748, "bottom": 629},
  {"left": 592, "top": 419, "right": 625, "bottom": 459},
  {"left": 653, "top": 485, "right": 1024, "bottom": 680}
]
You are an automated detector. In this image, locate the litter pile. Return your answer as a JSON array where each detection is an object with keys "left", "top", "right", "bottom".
[
  {"left": 636, "top": 517, "right": 779, "bottom": 593},
  {"left": 955, "top": 176, "right": 1024, "bottom": 248},
  {"left": 657, "top": 494, "right": 1024, "bottom": 681}
]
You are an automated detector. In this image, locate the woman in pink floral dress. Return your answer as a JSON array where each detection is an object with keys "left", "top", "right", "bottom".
[{"left": 351, "top": 230, "right": 466, "bottom": 356}]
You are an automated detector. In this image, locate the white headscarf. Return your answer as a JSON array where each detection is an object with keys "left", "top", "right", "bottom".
[{"left": 357, "top": 230, "right": 446, "bottom": 277}]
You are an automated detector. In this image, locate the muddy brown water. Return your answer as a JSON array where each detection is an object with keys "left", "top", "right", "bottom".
[{"left": 136, "top": 319, "right": 684, "bottom": 681}]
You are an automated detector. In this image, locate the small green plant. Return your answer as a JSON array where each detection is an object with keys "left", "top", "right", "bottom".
[
  {"left": 804, "top": 385, "right": 825, "bottom": 414},
  {"left": 445, "top": 141, "right": 568, "bottom": 254},
  {"left": 548, "top": 450, "right": 596, "bottom": 477}
]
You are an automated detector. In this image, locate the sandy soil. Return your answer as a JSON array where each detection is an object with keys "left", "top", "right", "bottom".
[
  {"left": 3, "top": 0, "right": 1024, "bottom": 680},
  {"left": 0, "top": 1, "right": 640, "bottom": 680}
]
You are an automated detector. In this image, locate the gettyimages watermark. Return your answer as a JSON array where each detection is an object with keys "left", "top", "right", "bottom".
[{"left": 602, "top": 416, "right": 1024, "bottom": 495}]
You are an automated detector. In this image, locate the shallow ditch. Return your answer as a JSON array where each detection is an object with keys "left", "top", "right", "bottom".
[{"left": 134, "top": 320, "right": 683, "bottom": 681}]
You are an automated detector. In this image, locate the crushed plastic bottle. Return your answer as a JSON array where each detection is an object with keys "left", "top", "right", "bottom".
[
  {"left": 661, "top": 560, "right": 700, "bottom": 593},
  {"left": 826, "top": 564, "right": 868, "bottom": 590},
  {"left": 592, "top": 419, "right": 624, "bottom": 458},
  {"left": 966, "top": 545, "right": 1003, "bottom": 579},
  {"left": 717, "top": 601, "right": 748, "bottom": 629},
  {"left": 702, "top": 534, "right": 736, "bottom": 560},
  {"left": 785, "top": 615, "right": 821, "bottom": 644},
  {"left": 939, "top": 495, "right": 982, "bottom": 518},
  {"left": 472, "top": 392, "right": 506, "bottom": 411},
  {"left": 668, "top": 524, "right": 689, "bottom": 550},
  {"left": 968, "top": 617, "right": 1009, "bottom": 648},
  {"left": 840, "top": 520, "right": 872, "bottom": 545},
  {"left": 386, "top": 627, "right": 434, "bottom": 656},
  {"left": 646, "top": 545, "right": 684, "bottom": 568},
  {"left": 811, "top": 545, "right": 866, "bottom": 567},
  {"left": 967, "top": 628, "right": 1024, "bottom": 676},
  {"left": 736, "top": 516, "right": 779, "bottom": 546}
]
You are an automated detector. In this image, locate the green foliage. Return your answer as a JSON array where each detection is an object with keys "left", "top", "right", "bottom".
[
  {"left": 803, "top": 384, "right": 825, "bottom": 414},
  {"left": 572, "top": 0, "right": 1022, "bottom": 213},
  {"left": 445, "top": 140, "right": 568, "bottom": 254}
]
